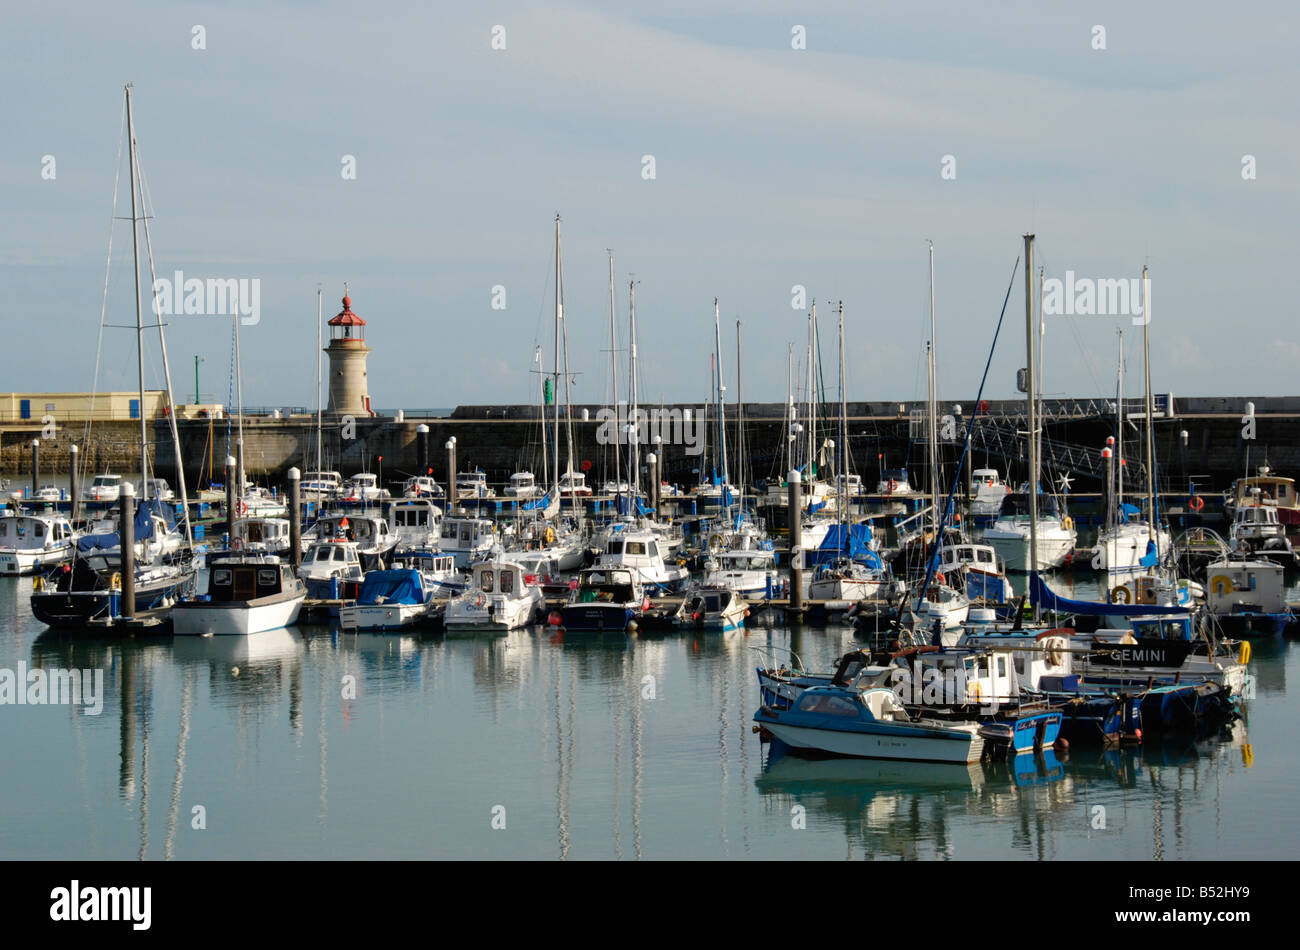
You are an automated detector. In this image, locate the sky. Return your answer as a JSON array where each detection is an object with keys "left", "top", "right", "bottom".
[{"left": 4, "top": 1, "right": 1297, "bottom": 411}]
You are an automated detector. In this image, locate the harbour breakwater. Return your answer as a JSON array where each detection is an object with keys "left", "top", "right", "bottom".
[{"left": 2, "top": 396, "right": 1296, "bottom": 491}]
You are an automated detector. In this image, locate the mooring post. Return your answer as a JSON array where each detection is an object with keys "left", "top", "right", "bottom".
[
  {"left": 288, "top": 467, "right": 302, "bottom": 571},
  {"left": 31, "top": 439, "right": 39, "bottom": 498},
  {"left": 788, "top": 469, "right": 803, "bottom": 609},
  {"left": 224, "top": 455, "right": 237, "bottom": 550},
  {"left": 69, "top": 444, "right": 80, "bottom": 522},
  {"left": 417, "top": 424, "right": 430, "bottom": 480},
  {"left": 120, "top": 482, "right": 135, "bottom": 621}
]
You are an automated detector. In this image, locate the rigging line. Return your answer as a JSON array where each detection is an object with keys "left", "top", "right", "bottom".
[
  {"left": 915, "top": 255, "right": 1020, "bottom": 614},
  {"left": 85, "top": 94, "right": 129, "bottom": 478},
  {"left": 136, "top": 153, "right": 194, "bottom": 545}
]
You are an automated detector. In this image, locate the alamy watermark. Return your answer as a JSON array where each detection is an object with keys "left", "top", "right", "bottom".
[
  {"left": 0, "top": 663, "right": 104, "bottom": 715},
  {"left": 1043, "top": 271, "right": 1150, "bottom": 326},
  {"left": 152, "top": 270, "right": 260, "bottom": 325},
  {"left": 596, "top": 406, "right": 704, "bottom": 456}
]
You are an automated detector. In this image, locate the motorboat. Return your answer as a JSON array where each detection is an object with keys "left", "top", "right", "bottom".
[
  {"left": 504, "top": 472, "right": 541, "bottom": 498},
  {"left": 754, "top": 686, "right": 985, "bottom": 764},
  {"left": 388, "top": 498, "right": 444, "bottom": 553},
  {"left": 553, "top": 567, "right": 647, "bottom": 633},
  {"left": 297, "top": 538, "right": 365, "bottom": 600},
  {"left": 983, "top": 493, "right": 1076, "bottom": 572},
  {"left": 83, "top": 473, "right": 130, "bottom": 503},
  {"left": 0, "top": 510, "right": 77, "bottom": 575},
  {"left": 402, "top": 475, "right": 445, "bottom": 499},
  {"left": 969, "top": 469, "right": 1009, "bottom": 519},
  {"left": 300, "top": 470, "right": 344, "bottom": 502},
  {"left": 443, "top": 559, "right": 544, "bottom": 631},
  {"left": 455, "top": 470, "right": 495, "bottom": 499},
  {"left": 342, "top": 473, "right": 390, "bottom": 503},
  {"left": 172, "top": 554, "right": 305, "bottom": 636},
  {"left": 304, "top": 512, "right": 398, "bottom": 571},
  {"left": 673, "top": 584, "right": 748, "bottom": 631},
  {"left": 339, "top": 568, "right": 436, "bottom": 631},
  {"left": 592, "top": 526, "right": 689, "bottom": 591},
  {"left": 438, "top": 515, "right": 497, "bottom": 567}
]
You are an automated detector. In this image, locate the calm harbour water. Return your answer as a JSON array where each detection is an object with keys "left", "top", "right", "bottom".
[{"left": 0, "top": 571, "right": 1292, "bottom": 861}]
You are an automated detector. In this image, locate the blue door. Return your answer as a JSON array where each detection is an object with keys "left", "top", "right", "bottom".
[
  {"left": 19, "top": 399, "right": 30, "bottom": 420},
  {"left": 129, "top": 399, "right": 140, "bottom": 419}
]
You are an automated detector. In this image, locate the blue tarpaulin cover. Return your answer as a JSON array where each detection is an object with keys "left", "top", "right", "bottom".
[
  {"left": 356, "top": 569, "right": 426, "bottom": 606},
  {"left": 76, "top": 499, "right": 172, "bottom": 553},
  {"left": 807, "top": 524, "right": 882, "bottom": 569}
]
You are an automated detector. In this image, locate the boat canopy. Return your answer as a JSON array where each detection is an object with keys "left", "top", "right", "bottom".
[
  {"left": 808, "top": 524, "right": 881, "bottom": 569},
  {"left": 1029, "top": 572, "right": 1188, "bottom": 617},
  {"left": 356, "top": 569, "right": 426, "bottom": 606},
  {"left": 76, "top": 498, "right": 176, "bottom": 552}
]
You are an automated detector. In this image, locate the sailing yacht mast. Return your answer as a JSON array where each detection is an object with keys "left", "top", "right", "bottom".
[
  {"left": 316, "top": 288, "right": 323, "bottom": 476},
  {"left": 1116, "top": 331, "right": 1125, "bottom": 518},
  {"left": 838, "top": 301, "right": 847, "bottom": 551},
  {"left": 628, "top": 278, "right": 640, "bottom": 500},
  {"left": 736, "top": 319, "right": 744, "bottom": 516},
  {"left": 1141, "top": 265, "right": 1158, "bottom": 558},
  {"left": 125, "top": 85, "right": 149, "bottom": 504},
  {"left": 927, "top": 242, "right": 938, "bottom": 529},
  {"left": 713, "top": 298, "right": 729, "bottom": 513},
  {"left": 1023, "top": 233, "right": 1039, "bottom": 616},
  {"left": 608, "top": 251, "right": 619, "bottom": 495},
  {"left": 552, "top": 215, "right": 562, "bottom": 493}
]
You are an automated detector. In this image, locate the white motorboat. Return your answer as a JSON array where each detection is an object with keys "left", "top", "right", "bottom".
[
  {"left": 305, "top": 512, "right": 398, "bottom": 571},
  {"left": 173, "top": 554, "right": 305, "bottom": 635},
  {"left": 0, "top": 511, "right": 77, "bottom": 575},
  {"left": 673, "top": 584, "right": 748, "bottom": 631},
  {"left": 297, "top": 538, "right": 366, "bottom": 599},
  {"left": 969, "top": 469, "right": 1009, "bottom": 518},
  {"left": 982, "top": 493, "right": 1076, "bottom": 572},
  {"left": 402, "top": 475, "right": 445, "bottom": 499},
  {"left": 83, "top": 473, "right": 131, "bottom": 503},
  {"left": 558, "top": 471, "right": 592, "bottom": 497},
  {"left": 504, "top": 472, "right": 541, "bottom": 498},
  {"left": 342, "top": 473, "right": 390, "bottom": 503},
  {"left": 389, "top": 497, "right": 444, "bottom": 553},
  {"left": 225, "top": 517, "right": 292, "bottom": 558},
  {"left": 1091, "top": 520, "right": 1172, "bottom": 575},
  {"left": 438, "top": 515, "right": 497, "bottom": 567},
  {"left": 455, "top": 470, "right": 495, "bottom": 499},
  {"left": 443, "top": 559, "right": 544, "bottom": 631},
  {"left": 936, "top": 540, "right": 1015, "bottom": 604},
  {"left": 703, "top": 548, "right": 778, "bottom": 601},
  {"left": 592, "top": 527, "right": 689, "bottom": 591},
  {"left": 301, "top": 470, "right": 344, "bottom": 502},
  {"left": 339, "top": 568, "right": 436, "bottom": 631}
]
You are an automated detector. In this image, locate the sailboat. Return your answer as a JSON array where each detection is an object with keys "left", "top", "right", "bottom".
[
  {"left": 1091, "top": 328, "right": 1171, "bottom": 578},
  {"left": 983, "top": 261, "right": 1077, "bottom": 572},
  {"left": 31, "top": 85, "right": 197, "bottom": 628},
  {"left": 809, "top": 302, "right": 896, "bottom": 602}
]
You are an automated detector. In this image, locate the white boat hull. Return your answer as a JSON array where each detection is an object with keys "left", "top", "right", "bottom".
[
  {"left": 340, "top": 601, "right": 429, "bottom": 630},
  {"left": 0, "top": 544, "right": 74, "bottom": 575},
  {"left": 763, "top": 721, "right": 983, "bottom": 764},
  {"left": 172, "top": 594, "right": 304, "bottom": 636},
  {"left": 983, "top": 531, "right": 1075, "bottom": 572}
]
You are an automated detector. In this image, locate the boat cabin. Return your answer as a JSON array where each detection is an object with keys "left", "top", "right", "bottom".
[
  {"left": 403, "top": 475, "right": 444, "bottom": 498},
  {"left": 85, "top": 474, "right": 126, "bottom": 500},
  {"left": 574, "top": 569, "right": 638, "bottom": 603},
  {"left": 456, "top": 470, "right": 492, "bottom": 497},
  {"left": 207, "top": 559, "right": 292, "bottom": 603},
  {"left": 506, "top": 472, "right": 538, "bottom": 496},
  {"left": 0, "top": 513, "right": 74, "bottom": 548},
  {"left": 558, "top": 471, "right": 590, "bottom": 495}
]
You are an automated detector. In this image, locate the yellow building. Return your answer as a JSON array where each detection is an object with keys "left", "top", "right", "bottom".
[{"left": 0, "top": 391, "right": 172, "bottom": 423}]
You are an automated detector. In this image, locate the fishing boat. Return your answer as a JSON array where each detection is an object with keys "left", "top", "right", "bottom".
[
  {"left": 304, "top": 512, "right": 397, "bottom": 571},
  {"left": 212, "top": 516, "right": 292, "bottom": 563},
  {"left": 1205, "top": 557, "right": 1292, "bottom": 637},
  {"left": 443, "top": 559, "right": 544, "bottom": 631},
  {"left": 297, "top": 538, "right": 365, "bottom": 600},
  {"left": 936, "top": 539, "right": 1015, "bottom": 605},
  {"left": 389, "top": 550, "right": 464, "bottom": 598},
  {"left": 754, "top": 686, "right": 986, "bottom": 764},
  {"left": 592, "top": 526, "right": 688, "bottom": 591},
  {"left": 172, "top": 554, "right": 305, "bottom": 636},
  {"left": 455, "top": 470, "right": 495, "bottom": 499},
  {"left": 1227, "top": 499, "right": 1298, "bottom": 565},
  {"left": 388, "top": 497, "right": 444, "bottom": 553},
  {"left": 673, "top": 584, "right": 748, "bottom": 631},
  {"left": 1224, "top": 465, "right": 1300, "bottom": 527},
  {"left": 438, "top": 514, "right": 497, "bottom": 567},
  {"left": 339, "top": 568, "right": 436, "bottom": 631},
  {"left": 0, "top": 511, "right": 77, "bottom": 575},
  {"left": 553, "top": 567, "right": 647, "bottom": 633}
]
